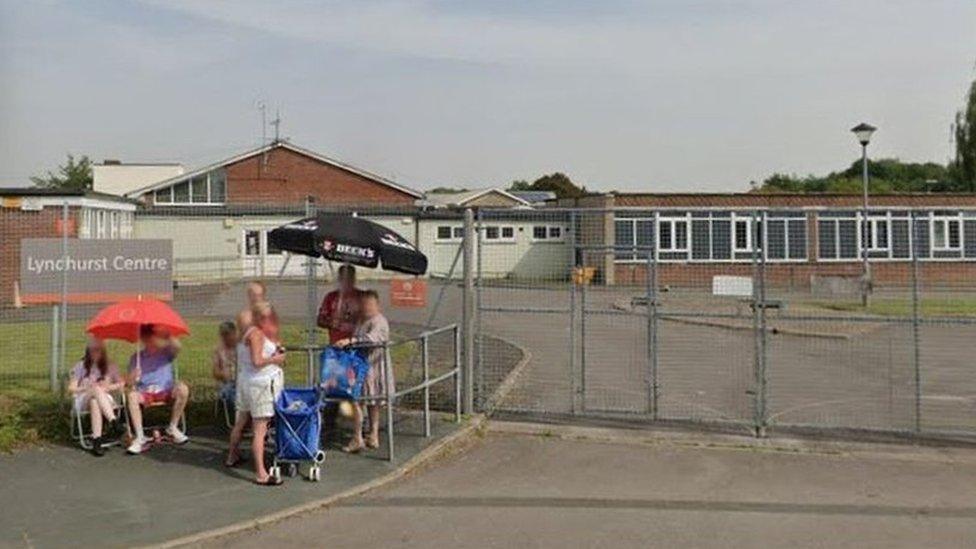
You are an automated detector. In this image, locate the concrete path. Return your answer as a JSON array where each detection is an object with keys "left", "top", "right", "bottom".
[
  {"left": 203, "top": 422, "right": 976, "bottom": 549},
  {"left": 0, "top": 416, "right": 461, "bottom": 548}
]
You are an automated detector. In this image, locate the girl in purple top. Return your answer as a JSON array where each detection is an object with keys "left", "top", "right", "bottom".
[{"left": 68, "top": 338, "right": 124, "bottom": 456}]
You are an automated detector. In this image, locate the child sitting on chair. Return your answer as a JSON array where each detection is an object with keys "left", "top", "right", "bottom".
[
  {"left": 212, "top": 321, "right": 238, "bottom": 406},
  {"left": 125, "top": 325, "right": 190, "bottom": 454},
  {"left": 334, "top": 289, "right": 392, "bottom": 453},
  {"left": 226, "top": 301, "right": 286, "bottom": 485},
  {"left": 68, "top": 337, "right": 124, "bottom": 457}
]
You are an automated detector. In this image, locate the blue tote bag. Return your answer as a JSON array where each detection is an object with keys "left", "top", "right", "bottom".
[{"left": 319, "top": 347, "right": 370, "bottom": 399}]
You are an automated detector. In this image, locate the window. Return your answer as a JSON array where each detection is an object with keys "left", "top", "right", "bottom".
[
  {"left": 79, "top": 209, "right": 92, "bottom": 239},
  {"left": 155, "top": 187, "right": 173, "bottom": 204},
  {"left": 436, "top": 225, "right": 464, "bottom": 241},
  {"left": 190, "top": 176, "right": 208, "bottom": 203},
  {"left": 614, "top": 218, "right": 654, "bottom": 261},
  {"left": 244, "top": 231, "right": 261, "bottom": 256},
  {"left": 483, "top": 225, "right": 515, "bottom": 242},
  {"left": 818, "top": 212, "right": 861, "bottom": 260},
  {"left": 863, "top": 215, "right": 890, "bottom": 251},
  {"left": 658, "top": 217, "right": 688, "bottom": 251},
  {"left": 209, "top": 169, "right": 226, "bottom": 203},
  {"left": 932, "top": 216, "right": 961, "bottom": 251},
  {"left": 120, "top": 213, "right": 133, "bottom": 238},
  {"left": 109, "top": 211, "right": 120, "bottom": 239},
  {"left": 95, "top": 210, "right": 107, "bottom": 239},
  {"left": 531, "top": 225, "right": 565, "bottom": 241},
  {"left": 733, "top": 219, "right": 750, "bottom": 251},
  {"left": 172, "top": 181, "right": 190, "bottom": 203},
  {"left": 764, "top": 214, "right": 806, "bottom": 261}
]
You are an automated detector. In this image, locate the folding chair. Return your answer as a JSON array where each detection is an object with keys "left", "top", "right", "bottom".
[
  {"left": 132, "top": 361, "right": 188, "bottom": 438},
  {"left": 70, "top": 391, "right": 128, "bottom": 451}
]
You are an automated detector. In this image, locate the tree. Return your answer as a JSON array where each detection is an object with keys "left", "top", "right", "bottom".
[
  {"left": 754, "top": 158, "right": 950, "bottom": 194},
  {"left": 952, "top": 78, "right": 976, "bottom": 191},
  {"left": 31, "top": 154, "right": 93, "bottom": 191},
  {"left": 507, "top": 172, "right": 586, "bottom": 199},
  {"left": 428, "top": 186, "right": 469, "bottom": 193}
]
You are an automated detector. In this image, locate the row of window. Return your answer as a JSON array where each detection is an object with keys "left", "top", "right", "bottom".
[
  {"left": 78, "top": 209, "right": 134, "bottom": 239},
  {"left": 614, "top": 212, "right": 806, "bottom": 262},
  {"left": 434, "top": 225, "right": 564, "bottom": 243},
  {"left": 154, "top": 169, "right": 227, "bottom": 205},
  {"left": 614, "top": 210, "right": 976, "bottom": 263}
]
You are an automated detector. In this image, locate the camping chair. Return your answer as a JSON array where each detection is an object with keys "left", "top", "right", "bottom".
[
  {"left": 70, "top": 390, "right": 128, "bottom": 451},
  {"left": 131, "top": 361, "right": 188, "bottom": 438}
]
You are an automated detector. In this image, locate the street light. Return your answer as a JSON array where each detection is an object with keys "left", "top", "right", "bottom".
[{"left": 851, "top": 122, "right": 876, "bottom": 307}]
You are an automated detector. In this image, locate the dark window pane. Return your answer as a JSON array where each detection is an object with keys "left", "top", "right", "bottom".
[
  {"left": 787, "top": 219, "right": 806, "bottom": 259},
  {"left": 949, "top": 220, "right": 961, "bottom": 248},
  {"left": 818, "top": 220, "right": 836, "bottom": 259},
  {"left": 191, "top": 176, "right": 208, "bottom": 203},
  {"left": 965, "top": 220, "right": 976, "bottom": 258},
  {"left": 691, "top": 220, "right": 710, "bottom": 259},
  {"left": 501, "top": 227, "right": 514, "bottom": 239},
  {"left": 635, "top": 220, "right": 654, "bottom": 249},
  {"left": 244, "top": 231, "right": 260, "bottom": 256},
  {"left": 173, "top": 181, "right": 190, "bottom": 203},
  {"left": 437, "top": 226, "right": 452, "bottom": 239},
  {"left": 838, "top": 220, "right": 858, "bottom": 258},
  {"left": 209, "top": 169, "right": 226, "bottom": 202},
  {"left": 549, "top": 226, "right": 561, "bottom": 239},
  {"left": 485, "top": 226, "right": 499, "bottom": 239},
  {"left": 913, "top": 217, "right": 930, "bottom": 258},
  {"left": 766, "top": 220, "right": 786, "bottom": 259},
  {"left": 615, "top": 220, "right": 635, "bottom": 260},
  {"left": 734, "top": 220, "right": 749, "bottom": 250},
  {"left": 658, "top": 221, "right": 672, "bottom": 249},
  {"left": 712, "top": 219, "right": 731, "bottom": 260},
  {"left": 533, "top": 226, "right": 547, "bottom": 239},
  {"left": 453, "top": 227, "right": 464, "bottom": 239},
  {"left": 891, "top": 220, "right": 910, "bottom": 258}
]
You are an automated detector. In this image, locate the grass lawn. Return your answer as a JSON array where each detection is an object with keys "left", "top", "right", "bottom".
[
  {"left": 803, "top": 298, "right": 976, "bottom": 317},
  {"left": 0, "top": 317, "right": 419, "bottom": 451}
]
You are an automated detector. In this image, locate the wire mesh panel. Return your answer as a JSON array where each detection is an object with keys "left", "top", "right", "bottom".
[{"left": 579, "top": 249, "right": 651, "bottom": 414}]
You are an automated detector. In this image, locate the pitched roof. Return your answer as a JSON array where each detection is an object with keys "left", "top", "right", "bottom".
[
  {"left": 124, "top": 141, "right": 422, "bottom": 199},
  {"left": 422, "top": 188, "right": 530, "bottom": 208}
]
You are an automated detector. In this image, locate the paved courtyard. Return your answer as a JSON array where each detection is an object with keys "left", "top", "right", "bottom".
[{"left": 203, "top": 422, "right": 976, "bottom": 549}]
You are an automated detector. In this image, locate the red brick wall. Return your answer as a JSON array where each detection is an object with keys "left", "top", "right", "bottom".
[
  {"left": 211, "top": 147, "right": 416, "bottom": 206},
  {"left": 1, "top": 206, "right": 79, "bottom": 305}
]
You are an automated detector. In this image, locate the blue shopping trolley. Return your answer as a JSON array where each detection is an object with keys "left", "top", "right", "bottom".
[{"left": 270, "top": 387, "right": 326, "bottom": 482}]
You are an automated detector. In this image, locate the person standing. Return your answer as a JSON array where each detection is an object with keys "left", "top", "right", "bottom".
[{"left": 317, "top": 265, "right": 363, "bottom": 344}]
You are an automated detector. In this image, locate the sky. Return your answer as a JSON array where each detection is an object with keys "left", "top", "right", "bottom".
[{"left": 1, "top": 1, "right": 975, "bottom": 193}]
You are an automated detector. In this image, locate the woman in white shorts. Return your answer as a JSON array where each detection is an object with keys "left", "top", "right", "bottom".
[
  {"left": 225, "top": 301, "right": 286, "bottom": 485},
  {"left": 68, "top": 338, "right": 125, "bottom": 456}
]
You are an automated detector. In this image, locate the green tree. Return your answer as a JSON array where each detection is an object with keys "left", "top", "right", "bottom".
[
  {"left": 508, "top": 173, "right": 586, "bottom": 199},
  {"left": 31, "top": 154, "right": 93, "bottom": 191},
  {"left": 952, "top": 78, "right": 976, "bottom": 191},
  {"left": 428, "top": 186, "right": 469, "bottom": 193}
]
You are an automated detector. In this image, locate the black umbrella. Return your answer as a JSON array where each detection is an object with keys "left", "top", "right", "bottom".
[{"left": 267, "top": 213, "right": 428, "bottom": 275}]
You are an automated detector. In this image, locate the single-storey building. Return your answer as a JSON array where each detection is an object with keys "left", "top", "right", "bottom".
[
  {"left": 558, "top": 192, "right": 976, "bottom": 289},
  {"left": 0, "top": 188, "right": 137, "bottom": 305}
]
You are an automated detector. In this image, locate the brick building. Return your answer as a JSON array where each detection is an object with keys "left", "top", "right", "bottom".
[
  {"left": 116, "top": 140, "right": 421, "bottom": 207},
  {"left": 0, "top": 189, "right": 137, "bottom": 305},
  {"left": 559, "top": 192, "right": 976, "bottom": 289}
]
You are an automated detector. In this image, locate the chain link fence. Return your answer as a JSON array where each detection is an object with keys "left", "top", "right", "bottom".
[{"left": 474, "top": 207, "right": 976, "bottom": 440}]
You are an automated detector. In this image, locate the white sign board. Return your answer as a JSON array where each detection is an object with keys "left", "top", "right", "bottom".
[{"left": 712, "top": 275, "right": 753, "bottom": 297}]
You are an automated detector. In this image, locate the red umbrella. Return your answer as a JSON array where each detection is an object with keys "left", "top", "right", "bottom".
[{"left": 86, "top": 297, "right": 190, "bottom": 343}]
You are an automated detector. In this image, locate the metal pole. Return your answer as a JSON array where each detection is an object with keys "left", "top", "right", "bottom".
[
  {"left": 461, "top": 209, "right": 475, "bottom": 414},
  {"left": 569, "top": 210, "right": 579, "bottom": 414},
  {"left": 385, "top": 350, "right": 395, "bottom": 461},
  {"left": 50, "top": 305, "right": 60, "bottom": 393},
  {"left": 751, "top": 210, "right": 768, "bottom": 437},
  {"left": 911, "top": 211, "right": 922, "bottom": 433},
  {"left": 475, "top": 209, "right": 484, "bottom": 409},
  {"left": 59, "top": 201, "right": 69, "bottom": 390},
  {"left": 454, "top": 325, "right": 462, "bottom": 422},
  {"left": 861, "top": 143, "right": 871, "bottom": 308},
  {"left": 304, "top": 198, "right": 318, "bottom": 384},
  {"left": 580, "top": 253, "right": 587, "bottom": 413},
  {"left": 648, "top": 247, "right": 659, "bottom": 420},
  {"left": 422, "top": 334, "right": 431, "bottom": 437}
]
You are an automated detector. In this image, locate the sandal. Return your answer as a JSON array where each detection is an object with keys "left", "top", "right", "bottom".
[
  {"left": 254, "top": 476, "right": 283, "bottom": 486},
  {"left": 342, "top": 441, "right": 365, "bottom": 454},
  {"left": 366, "top": 436, "right": 380, "bottom": 449}
]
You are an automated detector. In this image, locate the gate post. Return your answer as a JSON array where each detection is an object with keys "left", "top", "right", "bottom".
[
  {"left": 648, "top": 246, "right": 659, "bottom": 420},
  {"left": 569, "top": 211, "right": 579, "bottom": 414},
  {"left": 751, "top": 210, "right": 769, "bottom": 437},
  {"left": 910, "top": 210, "right": 922, "bottom": 433},
  {"left": 462, "top": 208, "right": 475, "bottom": 414}
]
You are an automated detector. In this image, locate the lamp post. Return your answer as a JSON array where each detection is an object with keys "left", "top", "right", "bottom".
[{"left": 851, "top": 122, "right": 876, "bottom": 307}]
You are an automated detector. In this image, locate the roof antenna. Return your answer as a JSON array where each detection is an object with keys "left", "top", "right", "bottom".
[
  {"left": 271, "top": 107, "right": 282, "bottom": 143},
  {"left": 256, "top": 100, "right": 269, "bottom": 172}
]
